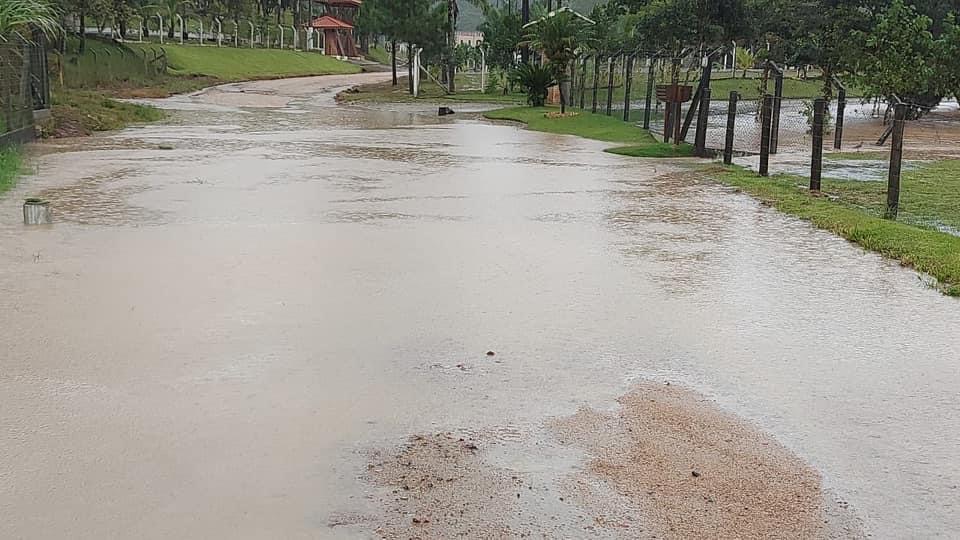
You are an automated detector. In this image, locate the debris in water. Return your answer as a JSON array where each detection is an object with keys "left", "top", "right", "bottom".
[
  {"left": 157, "top": 144, "right": 174, "bottom": 150},
  {"left": 691, "top": 470, "right": 701, "bottom": 478},
  {"left": 486, "top": 351, "right": 496, "bottom": 357}
]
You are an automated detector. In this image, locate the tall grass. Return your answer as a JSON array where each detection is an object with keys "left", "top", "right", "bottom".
[{"left": 0, "top": 146, "right": 22, "bottom": 196}]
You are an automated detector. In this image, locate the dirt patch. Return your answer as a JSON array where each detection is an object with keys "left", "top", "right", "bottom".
[
  {"left": 552, "top": 383, "right": 864, "bottom": 539},
  {"left": 361, "top": 384, "right": 864, "bottom": 538},
  {"left": 364, "top": 433, "right": 532, "bottom": 538}
]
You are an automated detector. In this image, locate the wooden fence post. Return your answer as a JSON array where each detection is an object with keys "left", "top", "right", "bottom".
[
  {"left": 723, "top": 91, "right": 738, "bottom": 165},
  {"left": 759, "top": 95, "right": 773, "bottom": 176},
  {"left": 885, "top": 103, "right": 907, "bottom": 219},
  {"left": 810, "top": 98, "right": 826, "bottom": 191}
]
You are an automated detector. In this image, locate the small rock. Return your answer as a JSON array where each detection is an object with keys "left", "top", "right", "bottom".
[
  {"left": 486, "top": 351, "right": 496, "bottom": 356},
  {"left": 691, "top": 470, "right": 701, "bottom": 478},
  {"left": 412, "top": 516, "right": 430, "bottom": 524}
]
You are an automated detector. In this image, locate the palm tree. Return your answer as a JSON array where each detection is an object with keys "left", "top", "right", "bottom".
[
  {"left": 525, "top": 9, "right": 588, "bottom": 113},
  {"left": 0, "top": 0, "right": 61, "bottom": 37}
]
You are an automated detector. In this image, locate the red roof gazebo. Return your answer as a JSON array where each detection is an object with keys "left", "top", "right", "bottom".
[{"left": 307, "top": 0, "right": 361, "bottom": 57}]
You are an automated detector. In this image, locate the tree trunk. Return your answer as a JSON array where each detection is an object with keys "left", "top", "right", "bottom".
[
  {"left": 119, "top": 19, "right": 127, "bottom": 39},
  {"left": 447, "top": 0, "right": 456, "bottom": 93},
  {"left": 391, "top": 40, "right": 398, "bottom": 86},
  {"left": 559, "top": 79, "right": 566, "bottom": 114},
  {"left": 79, "top": 13, "right": 87, "bottom": 52}
]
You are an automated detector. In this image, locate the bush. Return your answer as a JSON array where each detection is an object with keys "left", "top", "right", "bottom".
[{"left": 509, "top": 63, "right": 556, "bottom": 107}]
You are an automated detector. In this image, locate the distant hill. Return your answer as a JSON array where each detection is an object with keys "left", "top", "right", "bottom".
[{"left": 458, "top": 0, "right": 603, "bottom": 31}]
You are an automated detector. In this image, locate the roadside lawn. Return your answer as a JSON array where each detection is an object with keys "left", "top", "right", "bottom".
[
  {"left": 139, "top": 43, "right": 361, "bottom": 80},
  {"left": 708, "top": 164, "right": 960, "bottom": 296},
  {"left": 0, "top": 146, "right": 22, "bottom": 196},
  {"left": 484, "top": 106, "right": 693, "bottom": 158}
]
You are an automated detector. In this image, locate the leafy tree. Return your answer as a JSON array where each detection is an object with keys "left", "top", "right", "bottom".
[
  {"left": 477, "top": 3, "right": 522, "bottom": 69},
  {"left": 854, "top": 0, "right": 946, "bottom": 112},
  {"left": 525, "top": 9, "right": 587, "bottom": 112}
]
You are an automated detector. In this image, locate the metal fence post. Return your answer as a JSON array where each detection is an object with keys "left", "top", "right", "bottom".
[
  {"left": 694, "top": 87, "right": 711, "bottom": 156},
  {"left": 723, "top": 91, "right": 738, "bottom": 165},
  {"left": 605, "top": 54, "right": 616, "bottom": 116},
  {"left": 591, "top": 55, "right": 600, "bottom": 114},
  {"left": 834, "top": 84, "right": 847, "bottom": 150},
  {"left": 885, "top": 103, "right": 907, "bottom": 219},
  {"left": 759, "top": 94, "right": 773, "bottom": 176},
  {"left": 643, "top": 57, "right": 655, "bottom": 130},
  {"left": 623, "top": 54, "right": 634, "bottom": 122},
  {"left": 810, "top": 98, "right": 826, "bottom": 191}
]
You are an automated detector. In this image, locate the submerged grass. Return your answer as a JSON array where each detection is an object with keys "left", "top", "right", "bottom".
[
  {"left": 708, "top": 164, "right": 960, "bottom": 296},
  {"left": 0, "top": 146, "right": 22, "bottom": 196},
  {"left": 484, "top": 106, "right": 693, "bottom": 157}
]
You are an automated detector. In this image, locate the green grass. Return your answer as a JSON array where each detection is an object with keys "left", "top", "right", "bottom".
[
  {"left": 134, "top": 43, "right": 361, "bottom": 80},
  {"left": 484, "top": 106, "right": 693, "bottom": 157},
  {"left": 0, "top": 146, "right": 22, "bottom": 196},
  {"left": 366, "top": 45, "right": 391, "bottom": 65},
  {"left": 826, "top": 151, "right": 889, "bottom": 161},
  {"left": 820, "top": 160, "right": 960, "bottom": 232},
  {"left": 708, "top": 164, "right": 960, "bottom": 296},
  {"left": 42, "top": 90, "right": 166, "bottom": 137},
  {"left": 338, "top": 75, "right": 527, "bottom": 104}
]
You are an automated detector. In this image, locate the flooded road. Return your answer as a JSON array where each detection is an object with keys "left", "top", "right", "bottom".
[{"left": 2, "top": 73, "right": 959, "bottom": 539}]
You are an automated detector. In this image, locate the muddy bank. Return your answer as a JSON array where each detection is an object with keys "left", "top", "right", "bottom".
[{"left": 365, "top": 384, "right": 863, "bottom": 539}]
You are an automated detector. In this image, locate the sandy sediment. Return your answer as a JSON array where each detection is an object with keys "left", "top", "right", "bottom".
[{"left": 364, "top": 383, "right": 864, "bottom": 539}]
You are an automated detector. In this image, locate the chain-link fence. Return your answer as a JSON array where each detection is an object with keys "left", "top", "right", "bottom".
[{"left": 0, "top": 32, "right": 49, "bottom": 145}]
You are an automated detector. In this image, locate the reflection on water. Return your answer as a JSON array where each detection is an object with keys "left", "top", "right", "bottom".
[{"left": 1, "top": 74, "right": 958, "bottom": 539}]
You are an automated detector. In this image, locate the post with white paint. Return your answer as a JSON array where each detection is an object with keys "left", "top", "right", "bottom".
[
  {"left": 157, "top": 14, "right": 164, "bottom": 44},
  {"left": 23, "top": 199, "right": 52, "bottom": 225},
  {"left": 176, "top": 14, "right": 184, "bottom": 44},
  {"left": 730, "top": 40, "right": 736, "bottom": 74},
  {"left": 198, "top": 20, "right": 204, "bottom": 45},
  {"left": 479, "top": 46, "right": 486, "bottom": 93},
  {"left": 413, "top": 47, "right": 423, "bottom": 98},
  {"left": 248, "top": 21, "right": 254, "bottom": 48},
  {"left": 216, "top": 18, "right": 222, "bottom": 47},
  {"left": 278, "top": 26, "right": 284, "bottom": 49},
  {"left": 290, "top": 26, "right": 297, "bottom": 49}
]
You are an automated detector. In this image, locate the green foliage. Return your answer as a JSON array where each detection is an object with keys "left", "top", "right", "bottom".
[
  {"left": 0, "top": 146, "right": 22, "bottom": 196},
  {"left": 854, "top": 0, "right": 944, "bottom": 109},
  {"left": 509, "top": 63, "right": 556, "bottom": 107},
  {"left": 525, "top": 9, "right": 587, "bottom": 112},
  {"left": 477, "top": 4, "right": 522, "bottom": 69},
  {"left": 0, "top": 0, "right": 62, "bottom": 36}
]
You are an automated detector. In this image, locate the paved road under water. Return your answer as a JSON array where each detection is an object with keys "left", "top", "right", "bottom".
[{"left": 1, "top": 73, "right": 958, "bottom": 538}]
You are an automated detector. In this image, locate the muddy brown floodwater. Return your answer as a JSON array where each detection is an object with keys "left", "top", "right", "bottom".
[{"left": 1, "top": 73, "right": 959, "bottom": 539}]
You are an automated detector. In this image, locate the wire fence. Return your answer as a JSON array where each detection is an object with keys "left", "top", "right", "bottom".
[
  {"left": 51, "top": 39, "right": 168, "bottom": 90},
  {"left": 0, "top": 31, "right": 49, "bottom": 145}
]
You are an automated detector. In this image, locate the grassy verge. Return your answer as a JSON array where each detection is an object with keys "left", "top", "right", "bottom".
[
  {"left": 706, "top": 164, "right": 960, "bottom": 296},
  {"left": 0, "top": 146, "right": 22, "bottom": 196},
  {"left": 484, "top": 106, "right": 693, "bottom": 157},
  {"left": 338, "top": 76, "right": 527, "bottom": 104},
  {"left": 41, "top": 90, "right": 166, "bottom": 138},
  {"left": 134, "top": 43, "right": 361, "bottom": 81},
  {"left": 366, "top": 45, "right": 391, "bottom": 65},
  {"left": 46, "top": 39, "right": 361, "bottom": 136}
]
